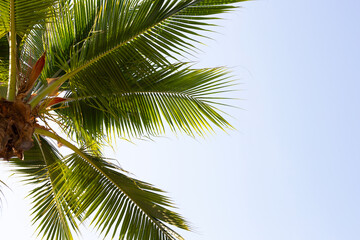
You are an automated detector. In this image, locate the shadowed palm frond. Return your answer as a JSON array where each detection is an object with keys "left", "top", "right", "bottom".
[{"left": 0, "top": 36, "right": 8, "bottom": 83}]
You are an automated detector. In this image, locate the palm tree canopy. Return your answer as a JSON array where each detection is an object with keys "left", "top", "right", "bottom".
[{"left": 0, "top": 0, "right": 247, "bottom": 239}]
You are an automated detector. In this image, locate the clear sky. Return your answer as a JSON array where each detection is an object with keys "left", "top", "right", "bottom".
[{"left": 1, "top": 0, "right": 360, "bottom": 239}]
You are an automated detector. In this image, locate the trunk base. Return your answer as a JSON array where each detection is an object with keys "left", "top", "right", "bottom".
[{"left": 0, "top": 99, "right": 36, "bottom": 160}]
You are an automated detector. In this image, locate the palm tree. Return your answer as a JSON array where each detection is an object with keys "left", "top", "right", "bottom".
[{"left": 0, "top": 0, "right": 246, "bottom": 239}]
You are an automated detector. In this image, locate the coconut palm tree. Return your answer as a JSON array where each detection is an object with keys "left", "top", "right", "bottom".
[{"left": 0, "top": 0, "right": 246, "bottom": 239}]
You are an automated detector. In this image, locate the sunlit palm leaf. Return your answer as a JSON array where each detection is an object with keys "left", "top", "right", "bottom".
[
  {"left": 64, "top": 150, "right": 188, "bottom": 240},
  {"left": 55, "top": 64, "right": 234, "bottom": 144},
  {"left": 21, "top": 0, "right": 244, "bottom": 144},
  {"left": 24, "top": 0, "right": 246, "bottom": 95},
  {"left": 71, "top": 0, "right": 247, "bottom": 68},
  {"left": 0, "top": 0, "right": 58, "bottom": 37},
  {"left": 12, "top": 136, "right": 79, "bottom": 240}
]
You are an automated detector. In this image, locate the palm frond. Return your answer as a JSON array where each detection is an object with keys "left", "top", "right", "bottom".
[
  {"left": 0, "top": 0, "right": 58, "bottom": 38},
  {"left": 64, "top": 151, "right": 189, "bottom": 240},
  {"left": 27, "top": 0, "right": 246, "bottom": 107},
  {"left": 12, "top": 136, "right": 79, "bottom": 240},
  {"left": 55, "top": 63, "right": 234, "bottom": 144},
  {"left": 35, "top": 128, "right": 190, "bottom": 240},
  {"left": 72, "top": 0, "right": 248, "bottom": 67}
]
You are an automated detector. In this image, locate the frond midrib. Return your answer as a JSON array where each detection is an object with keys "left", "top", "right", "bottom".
[
  {"left": 35, "top": 128, "right": 181, "bottom": 239},
  {"left": 34, "top": 136, "right": 74, "bottom": 239},
  {"left": 80, "top": 158, "right": 179, "bottom": 239},
  {"left": 55, "top": 0, "right": 201, "bottom": 81},
  {"left": 65, "top": 90, "right": 223, "bottom": 105}
]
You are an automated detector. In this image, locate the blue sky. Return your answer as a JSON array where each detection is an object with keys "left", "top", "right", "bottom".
[{"left": 1, "top": 0, "right": 360, "bottom": 239}]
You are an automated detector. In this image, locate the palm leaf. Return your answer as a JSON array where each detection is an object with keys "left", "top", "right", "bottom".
[
  {"left": 12, "top": 135, "right": 79, "bottom": 240},
  {"left": 54, "top": 64, "right": 234, "bottom": 145},
  {"left": 65, "top": 152, "right": 188, "bottom": 240},
  {"left": 22, "top": 0, "right": 242, "bottom": 143},
  {"left": 27, "top": 0, "right": 247, "bottom": 107},
  {"left": 0, "top": 0, "right": 58, "bottom": 38},
  {"left": 35, "top": 128, "right": 190, "bottom": 240}
]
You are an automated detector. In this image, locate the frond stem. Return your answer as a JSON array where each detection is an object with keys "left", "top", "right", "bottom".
[
  {"left": 7, "top": 0, "right": 17, "bottom": 101},
  {"left": 34, "top": 127, "right": 179, "bottom": 239},
  {"left": 33, "top": 135, "right": 74, "bottom": 238},
  {"left": 29, "top": 0, "right": 198, "bottom": 109},
  {"left": 29, "top": 69, "right": 79, "bottom": 109}
]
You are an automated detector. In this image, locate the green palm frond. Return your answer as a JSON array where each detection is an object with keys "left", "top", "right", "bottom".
[
  {"left": 35, "top": 128, "right": 190, "bottom": 240},
  {"left": 22, "top": 0, "right": 243, "bottom": 143},
  {"left": 14, "top": 131, "right": 190, "bottom": 240},
  {"left": 72, "top": 0, "right": 247, "bottom": 67},
  {"left": 64, "top": 151, "right": 188, "bottom": 240},
  {"left": 27, "top": 0, "right": 247, "bottom": 107},
  {"left": 55, "top": 63, "right": 234, "bottom": 144},
  {"left": 12, "top": 136, "right": 79, "bottom": 240},
  {"left": 0, "top": 0, "right": 58, "bottom": 38}
]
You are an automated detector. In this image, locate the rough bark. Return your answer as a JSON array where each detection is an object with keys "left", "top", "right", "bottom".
[{"left": 0, "top": 99, "right": 36, "bottom": 160}]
